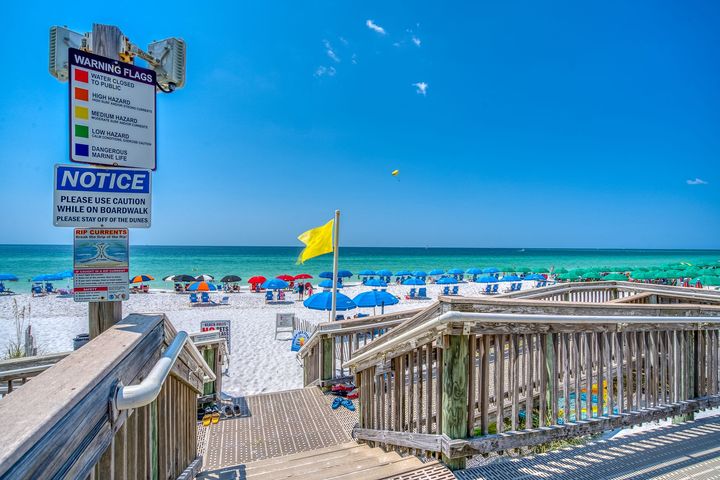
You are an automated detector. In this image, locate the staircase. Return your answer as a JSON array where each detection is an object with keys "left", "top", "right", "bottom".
[{"left": 198, "top": 441, "right": 454, "bottom": 480}]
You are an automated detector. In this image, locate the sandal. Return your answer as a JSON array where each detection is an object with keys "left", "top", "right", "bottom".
[
  {"left": 341, "top": 399, "right": 356, "bottom": 411},
  {"left": 202, "top": 414, "right": 212, "bottom": 427},
  {"left": 331, "top": 397, "right": 343, "bottom": 410},
  {"left": 233, "top": 404, "right": 242, "bottom": 416}
]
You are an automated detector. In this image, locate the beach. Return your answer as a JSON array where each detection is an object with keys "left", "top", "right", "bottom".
[{"left": 0, "top": 280, "right": 529, "bottom": 397}]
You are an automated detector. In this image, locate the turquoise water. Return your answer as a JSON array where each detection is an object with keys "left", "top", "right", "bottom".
[{"left": 1, "top": 245, "right": 719, "bottom": 292}]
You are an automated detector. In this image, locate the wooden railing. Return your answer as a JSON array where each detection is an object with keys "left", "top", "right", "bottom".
[
  {"left": 298, "top": 308, "right": 425, "bottom": 386},
  {"left": 346, "top": 309, "right": 720, "bottom": 469},
  {"left": 0, "top": 352, "right": 69, "bottom": 398},
  {"left": 0, "top": 313, "right": 214, "bottom": 479}
]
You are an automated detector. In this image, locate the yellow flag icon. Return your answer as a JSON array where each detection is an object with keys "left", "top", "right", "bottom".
[{"left": 297, "top": 218, "right": 334, "bottom": 264}]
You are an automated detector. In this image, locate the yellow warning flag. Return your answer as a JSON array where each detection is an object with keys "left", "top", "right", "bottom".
[{"left": 297, "top": 218, "right": 334, "bottom": 264}]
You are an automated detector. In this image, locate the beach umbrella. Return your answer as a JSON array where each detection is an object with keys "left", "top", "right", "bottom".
[
  {"left": 692, "top": 276, "right": 720, "bottom": 286},
  {"left": 365, "top": 278, "right": 388, "bottom": 287},
  {"left": 429, "top": 269, "right": 445, "bottom": 276},
  {"left": 475, "top": 276, "right": 499, "bottom": 283},
  {"left": 466, "top": 268, "right": 483, "bottom": 275},
  {"left": 220, "top": 275, "right": 242, "bottom": 283},
  {"left": 413, "top": 271, "right": 428, "bottom": 278},
  {"left": 276, "top": 274, "right": 295, "bottom": 282},
  {"left": 293, "top": 273, "right": 313, "bottom": 280},
  {"left": 602, "top": 273, "right": 628, "bottom": 281},
  {"left": 187, "top": 281, "right": 217, "bottom": 291},
  {"left": 130, "top": 274, "right": 154, "bottom": 284},
  {"left": 557, "top": 273, "right": 580, "bottom": 281},
  {"left": 0, "top": 274, "right": 18, "bottom": 281},
  {"left": 437, "top": 276, "right": 458, "bottom": 285},
  {"left": 320, "top": 270, "right": 352, "bottom": 279},
  {"left": 568, "top": 269, "right": 586, "bottom": 277},
  {"left": 501, "top": 266, "right": 516, "bottom": 273},
  {"left": 303, "top": 291, "right": 357, "bottom": 311},
  {"left": 516, "top": 267, "right": 531, "bottom": 274},
  {"left": 353, "top": 290, "right": 399, "bottom": 314},
  {"left": 533, "top": 267, "right": 549, "bottom": 273},
  {"left": 358, "top": 269, "right": 376, "bottom": 276},
  {"left": 553, "top": 267, "right": 568, "bottom": 274},
  {"left": 32, "top": 274, "right": 63, "bottom": 282},
  {"left": 248, "top": 276, "right": 267, "bottom": 284},
  {"left": 630, "top": 271, "right": 650, "bottom": 280},
  {"left": 376, "top": 269, "right": 393, "bottom": 276},
  {"left": 483, "top": 267, "right": 500, "bottom": 274},
  {"left": 403, "top": 277, "right": 426, "bottom": 286},
  {"left": 195, "top": 274, "right": 214, "bottom": 282},
  {"left": 164, "top": 274, "right": 194, "bottom": 282},
  {"left": 262, "top": 278, "right": 289, "bottom": 290},
  {"left": 319, "top": 279, "right": 343, "bottom": 289},
  {"left": 447, "top": 268, "right": 464, "bottom": 275},
  {"left": 395, "top": 270, "right": 413, "bottom": 276},
  {"left": 525, "top": 274, "right": 545, "bottom": 281},
  {"left": 55, "top": 270, "right": 74, "bottom": 279},
  {"left": 581, "top": 272, "right": 602, "bottom": 280},
  {"left": 319, "top": 271, "right": 333, "bottom": 279}
]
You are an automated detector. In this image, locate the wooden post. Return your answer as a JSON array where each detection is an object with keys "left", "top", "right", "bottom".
[
  {"left": 441, "top": 334, "right": 469, "bottom": 470},
  {"left": 321, "top": 336, "right": 333, "bottom": 383},
  {"left": 88, "top": 302, "right": 123, "bottom": 339},
  {"left": 202, "top": 347, "right": 216, "bottom": 397}
]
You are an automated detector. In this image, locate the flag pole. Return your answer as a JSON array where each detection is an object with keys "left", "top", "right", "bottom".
[{"left": 330, "top": 210, "right": 340, "bottom": 322}]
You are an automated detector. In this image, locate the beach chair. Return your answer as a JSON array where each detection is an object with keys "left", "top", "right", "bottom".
[
  {"left": 45, "top": 283, "right": 55, "bottom": 293},
  {"left": 141, "top": 284, "right": 149, "bottom": 293},
  {"left": 335, "top": 314, "right": 345, "bottom": 321},
  {"left": 418, "top": 287, "right": 427, "bottom": 298},
  {"left": 0, "top": 284, "right": 5, "bottom": 294},
  {"left": 219, "top": 296, "right": 230, "bottom": 305},
  {"left": 442, "top": 286, "right": 450, "bottom": 295},
  {"left": 407, "top": 288, "right": 416, "bottom": 299},
  {"left": 189, "top": 293, "right": 198, "bottom": 304},
  {"left": 492, "top": 284, "right": 499, "bottom": 294},
  {"left": 484, "top": 285, "right": 492, "bottom": 294},
  {"left": 452, "top": 286, "right": 459, "bottom": 295},
  {"left": 265, "top": 290, "right": 274, "bottom": 302},
  {"left": 201, "top": 292, "right": 210, "bottom": 304},
  {"left": 278, "top": 291, "right": 286, "bottom": 301},
  {"left": 357, "top": 313, "right": 369, "bottom": 318}
]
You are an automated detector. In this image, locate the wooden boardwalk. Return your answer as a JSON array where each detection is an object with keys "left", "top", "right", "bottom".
[
  {"left": 201, "top": 387, "right": 358, "bottom": 470},
  {"left": 457, "top": 414, "right": 720, "bottom": 479}
]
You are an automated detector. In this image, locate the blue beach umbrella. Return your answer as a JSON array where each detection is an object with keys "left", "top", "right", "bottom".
[
  {"left": 447, "top": 268, "right": 464, "bottom": 275},
  {"left": 353, "top": 290, "right": 399, "bottom": 311},
  {"left": 429, "top": 269, "right": 445, "bottom": 276},
  {"left": 376, "top": 269, "right": 393, "bottom": 276},
  {"left": 365, "top": 278, "right": 388, "bottom": 287},
  {"left": 32, "top": 274, "right": 63, "bottom": 282},
  {"left": 437, "top": 276, "right": 458, "bottom": 285},
  {"left": 499, "top": 275, "right": 521, "bottom": 282},
  {"left": 303, "top": 291, "right": 357, "bottom": 311},
  {"left": 0, "top": 274, "right": 18, "bottom": 281},
  {"left": 56, "top": 270, "right": 74, "bottom": 279},
  {"left": 395, "top": 270, "right": 413, "bottom": 276},
  {"left": 262, "top": 278, "right": 289, "bottom": 290},
  {"left": 413, "top": 271, "right": 428, "bottom": 278},
  {"left": 476, "top": 276, "right": 499, "bottom": 283},
  {"left": 483, "top": 267, "right": 500, "bottom": 274},
  {"left": 403, "top": 277, "right": 426, "bottom": 286},
  {"left": 525, "top": 274, "right": 545, "bottom": 281},
  {"left": 320, "top": 270, "right": 353, "bottom": 279},
  {"left": 319, "top": 279, "right": 343, "bottom": 289},
  {"left": 466, "top": 268, "right": 483, "bottom": 275},
  {"left": 358, "top": 269, "right": 376, "bottom": 276},
  {"left": 319, "top": 271, "right": 334, "bottom": 279}
]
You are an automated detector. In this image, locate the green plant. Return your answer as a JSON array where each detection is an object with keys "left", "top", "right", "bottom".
[{"left": 4, "top": 299, "right": 31, "bottom": 359}]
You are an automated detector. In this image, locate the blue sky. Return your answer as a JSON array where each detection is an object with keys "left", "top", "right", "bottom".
[{"left": 0, "top": 1, "right": 718, "bottom": 248}]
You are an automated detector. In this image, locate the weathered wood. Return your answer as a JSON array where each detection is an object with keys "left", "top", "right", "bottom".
[
  {"left": 467, "top": 336, "right": 476, "bottom": 436},
  {"left": 353, "top": 428, "right": 443, "bottom": 453},
  {"left": 480, "top": 336, "right": 490, "bottom": 435},
  {"left": 89, "top": 301, "right": 123, "bottom": 339},
  {"left": 321, "top": 336, "right": 333, "bottom": 383},
  {"left": 441, "top": 334, "right": 469, "bottom": 470}
]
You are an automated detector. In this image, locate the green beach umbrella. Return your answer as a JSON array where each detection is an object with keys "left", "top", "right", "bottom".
[
  {"left": 692, "top": 276, "right": 720, "bottom": 286},
  {"left": 603, "top": 273, "right": 628, "bottom": 281},
  {"left": 554, "top": 267, "right": 568, "bottom": 274},
  {"left": 630, "top": 271, "right": 650, "bottom": 280},
  {"left": 581, "top": 271, "right": 603, "bottom": 280},
  {"left": 663, "top": 270, "right": 684, "bottom": 279},
  {"left": 516, "top": 266, "right": 531, "bottom": 274},
  {"left": 501, "top": 266, "right": 516, "bottom": 273},
  {"left": 613, "top": 266, "right": 632, "bottom": 272},
  {"left": 534, "top": 267, "right": 549, "bottom": 273},
  {"left": 568, "top": 268, "right": 586, "bottom": 276},
  {"left": 557, "top": 272, "right": 580, "bottom": 281}
]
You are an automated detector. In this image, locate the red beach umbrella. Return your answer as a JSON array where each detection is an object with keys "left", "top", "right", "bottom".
[
  {"left": 276, "top": 274, "right": 295, "bottom": 282},
  {"left": 294, "top": 274, "right": 313, "bottom": 280},
  {"left": 248, "top": 276, "right": 267, "bottom": 284}
]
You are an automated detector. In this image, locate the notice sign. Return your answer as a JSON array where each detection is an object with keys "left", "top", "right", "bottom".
[
  {"left": 54, "top": 164, "right": 151, "bottom": 228},
  {"left": 74, "top": 228, "right": 129, "bottom": 302},
  {"left": 200, "top": 320, "right": 232, "bottom": 349},
  {"left": 69, "top": 48, "right": 156, "bottom": 170}
]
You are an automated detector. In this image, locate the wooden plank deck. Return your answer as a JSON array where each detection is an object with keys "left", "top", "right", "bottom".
[
  {"left": 201, "top": 387, "right": 358, "bottom": 470},
  {"left": 456, "top": 414, "right": 720, "bottom": 479}
]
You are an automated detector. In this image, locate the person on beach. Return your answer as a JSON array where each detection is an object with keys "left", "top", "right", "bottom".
[{"left": 298, "top": 281, "right": 304, "bottom": 299}]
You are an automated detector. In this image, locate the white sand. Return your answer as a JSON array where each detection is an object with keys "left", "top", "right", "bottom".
[{"left": 0, "top": 280, "right": 536, "bottom": 396}]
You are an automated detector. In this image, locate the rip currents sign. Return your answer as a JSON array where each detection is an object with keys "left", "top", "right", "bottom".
[{"left": 53, "top": 164, "right": 152, "bottom": 228}]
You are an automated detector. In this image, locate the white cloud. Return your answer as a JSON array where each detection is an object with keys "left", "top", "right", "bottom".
[
  {"left": 366, "top": 19, "right": 386, "bottom": 35},
  {"left": 351, "top": 53, "right": 358, "bottom": 65},
  {"left": 687, "top": 178, "right": 708, "bottom": 185},
  {"left": 413, "top": 82, "right": 428, "bottom": 96},
  {"left": 412, "top": 36, "right": 421, "bottom": 47},
  {"left": 323, "top": 40, "right": 340, "bottom": 63},
  {"left": 314, "top": 66, "right": 336, "bottom": 77}
]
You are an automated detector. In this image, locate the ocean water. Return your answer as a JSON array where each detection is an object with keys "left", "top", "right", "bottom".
[{"left": 1, "top": 245, "right": 719, "bottom": 291}]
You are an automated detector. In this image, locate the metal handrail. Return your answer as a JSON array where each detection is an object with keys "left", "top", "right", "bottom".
[{"left": 114, "top": 331, "right": 215, "bottom": 410}]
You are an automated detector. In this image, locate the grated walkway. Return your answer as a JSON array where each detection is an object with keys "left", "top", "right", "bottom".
[
  {"left": 201, "top": 387, "right": 357, "bottom": 470},
  {"left": 457, "top": 415, "right": 720, "bottom": 480}
]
